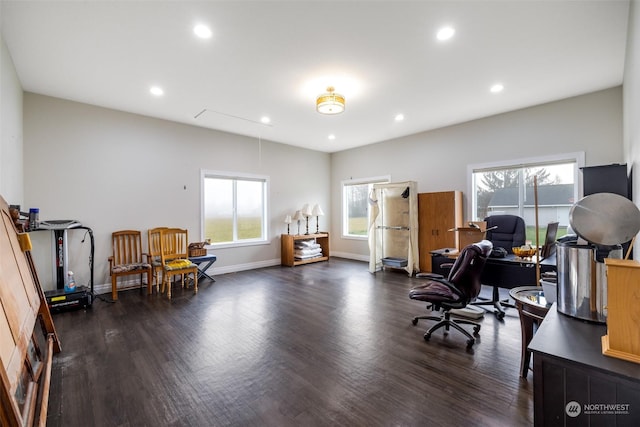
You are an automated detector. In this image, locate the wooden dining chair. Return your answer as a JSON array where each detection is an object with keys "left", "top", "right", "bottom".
[
  {"left": 159, "top": 227, "right": 198, "bottom": 299},
  {"left": 147, "top": 227, "right": 168, "bottom": 292},
  {"left": 108, "top": 230, "right": 152, "bottom": 301}
]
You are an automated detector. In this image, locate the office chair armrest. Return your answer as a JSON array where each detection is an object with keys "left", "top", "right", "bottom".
[{"left": 416, "top": 272, "right": 445, "bottom": 280}]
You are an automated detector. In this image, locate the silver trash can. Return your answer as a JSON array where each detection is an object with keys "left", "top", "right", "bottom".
[{"left": 556, "top": 241, "right": 622, "bottom": 323}]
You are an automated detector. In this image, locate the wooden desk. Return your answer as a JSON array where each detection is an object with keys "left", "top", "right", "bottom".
[
  {"left": 432, "top": 253, "right": 556, "bottom": 289},
  {"left": 529, "top": 306, "right": 640, "bottom": 426}
]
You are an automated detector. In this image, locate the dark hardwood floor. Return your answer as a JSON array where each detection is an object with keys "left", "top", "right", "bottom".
[{"left": 46, "top": 258, "right": 533, "bottom": 427}]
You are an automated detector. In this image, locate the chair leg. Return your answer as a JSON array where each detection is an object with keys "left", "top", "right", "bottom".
[
  {"left": 111, "top": 275, "right": 118, "bottom": 301},
  {"left": 152, "top": 268, "right": 157, "bottom": 291},
  {"left": 421, "top": 312, "right": 480, "bottom": 348},
  {"left": 146, "top": 270, "right": 152, "bottom": 295},
  {"left": 156, "top": 269, "right": 163, "bottom": 293},
  {"left": 193, "top": 271, "right": 198, "bottom": 294},
  {"left": 412, "top": 314, "right": 442, "bottom": 325}
]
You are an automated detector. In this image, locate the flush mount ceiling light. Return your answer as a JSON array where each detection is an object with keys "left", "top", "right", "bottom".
[
  {"left": 193, "top": 24, "right": 212, "bottom": 39},
  {"left": 490, "top": 83, "right": 504, "bottom": 93},
  {"left": 437, "top": 26, "right": 455, "bottom": 41},
  {"left": 316, "top": 86, "right": 345, "bottom": 115},
  {"left": 150, "top": 86, "right": 164, "bottom": 96}
]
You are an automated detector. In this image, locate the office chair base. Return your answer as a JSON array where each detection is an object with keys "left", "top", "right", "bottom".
[
  {"left": 471, "top": 286, "right": 514, "bottom": 320},
  {"left": 413, "top": 312, "right": 481, "bottom": 348}
]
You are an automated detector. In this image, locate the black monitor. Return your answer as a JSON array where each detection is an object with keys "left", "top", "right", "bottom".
[{"left": 540, "top": 222, "right": 559, "bottom": 259}]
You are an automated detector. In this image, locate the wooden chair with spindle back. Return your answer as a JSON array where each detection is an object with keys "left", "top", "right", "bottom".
[
  {"left": 108, "top": 230, "right": 152, "bottom": 301},
  {"left": 158, "top": 227, "right": 198, "bottom": 300}
]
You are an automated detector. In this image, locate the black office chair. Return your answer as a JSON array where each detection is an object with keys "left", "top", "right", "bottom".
[
  {"left": 471, "top": 214, "right": 526, "bottom": 319},
  {"left": 409, "top": 240, "right": 493, "bottom": 348},
  {"left": 483, "top": 214, "right": 526, "bottom": 253}
]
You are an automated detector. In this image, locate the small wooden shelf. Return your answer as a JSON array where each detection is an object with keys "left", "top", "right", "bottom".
[{"left": 281, "top": 233, "right": 329, "bottom": 267}]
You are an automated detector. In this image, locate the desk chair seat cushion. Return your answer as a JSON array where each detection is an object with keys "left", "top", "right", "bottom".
[
  {"left": 112, "top": 262, "right": 152, "bottom": 274},
  {"left": 409, "top": 282, "right": 463, "bottom": 304}
]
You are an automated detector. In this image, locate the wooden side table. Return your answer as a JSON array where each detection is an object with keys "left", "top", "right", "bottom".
[{"left": 509, "top": 286, "right": 552, "bottom": 378}]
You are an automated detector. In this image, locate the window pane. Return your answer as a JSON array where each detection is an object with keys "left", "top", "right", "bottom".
[
  {"left": 237, "top": 180, "right": 263, "bottom": 240},
  {"left": 204, "top": 178, "right": 233, "bottom": 243},
  {"left": 203, "top": 173, "right": 268, "bottom": 246},
  {"left": 344, "top": 183, "right": 370, "bottom": 236},
  {"left": 472, "top": 161, "right": 576, "bottom": 241},
  {"left": 474, "top": 168, "right": 520, "bottom": 219}
]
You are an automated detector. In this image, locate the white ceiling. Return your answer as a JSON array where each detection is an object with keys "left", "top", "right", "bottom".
[{"left": 0, "top": 1, "right": 630, "bottom": 153}]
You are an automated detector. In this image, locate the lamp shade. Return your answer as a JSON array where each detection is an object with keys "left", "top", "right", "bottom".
[
  {"left": 302, "top": 204, "right": 313, "bottom": 217},
  {"left": 312, "top": 204, "right": 324, "bottom": 216},
  {"left": 284, "top": 215, "right": 292, "bottom": 224},
  {"left": 293, "top": 210, "right": 304, "bottom": 221}
]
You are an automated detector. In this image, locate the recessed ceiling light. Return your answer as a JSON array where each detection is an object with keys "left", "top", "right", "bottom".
[
  {"left": 490, "top": 83, "right": 504, "bottom": 93},
  {"left": 260, "top": 116, "right": 271, "bottom": 124},
  {"left": 193, "top": 24, "right": 212, "bottom": 39},
  {"left": 150, "top": 86, "right": 164, "bottom": 96},
  {"left": 328, "top": 134, "right": 336, "bottom": 140},
  {"left": 395, "top": 114, "right": 405, "bottom": 122},
  {"left": 437, "top": 26, "right": 455, "bottom": 41}
]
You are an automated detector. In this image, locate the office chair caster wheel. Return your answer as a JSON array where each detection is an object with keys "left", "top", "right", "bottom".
[
  {"left": 495, "top": 310, "right": 505, "bottom": 320},
  {"left": 423, "top": 333, "right": 431, "bottom": 342},
  {"left": 412, "top": 318, "right": 419, "bottom": 326},
  {"left": 473, "top": 325, "right": 481, "bottom": 334},
  {"left": 466, "top": 338, "right": 475, "bottom": 348}
]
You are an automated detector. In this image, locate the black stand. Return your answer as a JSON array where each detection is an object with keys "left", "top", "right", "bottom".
[{"left": 32, "top": 223, "right": 103, "bottom": 311}]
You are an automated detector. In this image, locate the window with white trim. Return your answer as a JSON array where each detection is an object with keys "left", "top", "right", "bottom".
[
  {"left": 342, "top": 176, "right": 390, "bottom": 238},
  {"left": 469, "top": 153, "right": 584, "bottom": 240},
  {"left": 202, "top": 170, "right": 268, "bottom": 246}
]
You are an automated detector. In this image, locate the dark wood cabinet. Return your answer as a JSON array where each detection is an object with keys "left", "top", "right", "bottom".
[{"left": 529, "top": 306, "right": 640, "bottom": 426}]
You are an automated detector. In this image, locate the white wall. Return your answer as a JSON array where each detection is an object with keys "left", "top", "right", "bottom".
[
  {"left": 13, "top": 0, "right": 640, "bottom": 283},
  {"left": 331, "top": 88, "right": 624, "bottom": 260},
  {"left": 624, "top": 0, "right": 640, "bottom": 261},
  {"left": 0, "top": 33, "right": 23, "bottom": 205},
  {"left": 23, "top": 93, "right": 330, "bottom": 291}
]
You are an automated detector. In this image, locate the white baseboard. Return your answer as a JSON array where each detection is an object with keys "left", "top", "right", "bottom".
[
  {"left": 212, "top": 258, "right": 281, "bottom": 275},
  {"left": 93, "top": 258, "right": 282, "bottom": 295},
  {"left": 330, "top": 251, "right": 369, "bottom": 262}
]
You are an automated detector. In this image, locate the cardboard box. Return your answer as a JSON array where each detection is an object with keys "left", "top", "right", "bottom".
[{"left": 452, "top": 221, "right": 487, "bottom": 249}]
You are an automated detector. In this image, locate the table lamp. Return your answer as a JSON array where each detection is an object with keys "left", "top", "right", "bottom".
[
  {"left": 293, "top": 210, "right": 304, "bottom": 235},
  {"left": 284, "top": 215, "right": 292, "bottom": 234},
  {"left": 312, "top": 204, "right": 324, "bottom": 233},
  {"left": 302, "top": 204, "right": 313, "bottom": 234}
]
